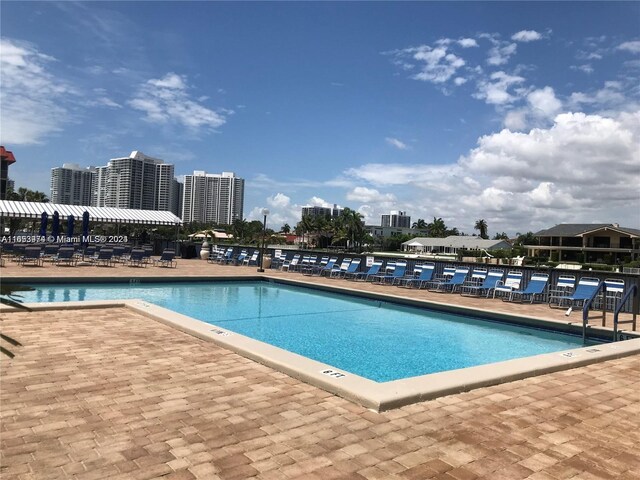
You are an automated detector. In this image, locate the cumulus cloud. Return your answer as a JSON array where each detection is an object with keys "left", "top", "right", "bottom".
[
  {"left": 511, "top": 30, "right": 542, "bottom": 42},
  {"left": 129, "top": 72, "right": 230, "bottom": 131},
  {"left": 618, "top": 40, "right": 640, "bottom": 53},
  {"left": 0, "top": 38, "right": 73, "bottom": 144},
  {"left": 346, "top": 187, "right": 396, "bottom": 203},
  {"left": 385, "top": 137, "right": 409, "bottom": 150},
  {"left": 458, "top": 38, "right": 478, "bottom": 48},
  {"left": 486, "top": 39, "right": 517, "bottom": 66},
  {"left": 527, "top": 86, "right": 563, "bottom": 119},
  {"left": 473, "top": 71, "right": 525, "bottom": 105},
  {"left": 267, "top": 193, "right": 291, "bottom": 208},
  {"left": 387, "top": 44, "right": 466, "bottom": 84}
]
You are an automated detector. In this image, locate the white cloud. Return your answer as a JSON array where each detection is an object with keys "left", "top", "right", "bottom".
[
  {"left": 473, "top": 71, "right": 525, "bottom": 105},
  {"left": 308, "top": 196, "right": 333, "bottom": 208},
  {"left": 454, "top": 77, "right": 468, "bottom": 86},
  {"left": 458, "top": 38, "right": 478, "bottom": 48},
  {"left": 569, "top": 81, "right": 627, "bottom": 109},
  {"left": 346, "top": 187, "right": 396, "bottom": 203},
  {"left": 128, "top": 73, "right": 230, "bottom": 131},
  {"left": 511, "top": 30, "right": 542, "bottom": 42},
  {"left": 0, "top": 38, "right": 73, "bottom": 144},
  {"left": 385, "top": 137, "right": 409, "bottom": 150},
  {"left": 618, "top": 41, "right": 640, "bottom": 53},
  {"left": 267, "top": 193, "right": 290, "bottom": 209},
  {"left": 503, "top": 109, "right": 528, "bottom": 130},
  {"left": 526, "top": 86, "right": 562, "bottom": 119},
  {"left": 486, "top": 38, "right": 517, "bottom": 66}
]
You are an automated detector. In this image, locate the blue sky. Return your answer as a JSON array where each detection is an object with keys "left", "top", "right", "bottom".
[{"left": 1, "top": 1, "right": 639, "bottom": 234}]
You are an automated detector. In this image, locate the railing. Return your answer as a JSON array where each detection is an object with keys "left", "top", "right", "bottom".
[
  {"left": 582, "top": 281, "right": 605, "bottom": 343},
  {"left": 613, "top": 285, "right": 638, "bottom": 342}
]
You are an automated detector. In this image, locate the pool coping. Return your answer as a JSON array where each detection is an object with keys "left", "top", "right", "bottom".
[{"left": 4, "top": 276, "right": 640, "bottom": 411}]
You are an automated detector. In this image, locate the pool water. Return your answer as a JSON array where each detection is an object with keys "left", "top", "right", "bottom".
[{"left": 22, "top": 281, "right": 596, "bottom": 382}]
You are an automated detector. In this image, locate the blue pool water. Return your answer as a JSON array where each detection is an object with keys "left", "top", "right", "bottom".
[{"left": 20, "top": 281, "right": 595, "bottom": 382}]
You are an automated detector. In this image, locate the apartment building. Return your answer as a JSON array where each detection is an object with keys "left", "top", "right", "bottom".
[
  {"left": 50, "top": 163, "right": 95, "bottom": 205},
  {"left": 381, "top": 210, "right": 411, "bottom": 228},
  {"left": 301, "top": 204, "right": 343, "bottom": 220},
  {"left": 182, "top": 171, "right": 244, "bottom": 225}
]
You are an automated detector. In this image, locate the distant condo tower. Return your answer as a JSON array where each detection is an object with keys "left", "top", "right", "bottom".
[
  {"left": 50, "top": 163, "right": 96, "bottom": 206},
  {"left": 91, "top": 151, "right": 182, "bottom": 216},
  {"left": 381, "top": 210, "right": 411, "bottom": 228},
  {"left": 301, "top": 203, "right": 343, "bottom": 220},
  {"left": 182, "top": 171, "right": 244, "bottom": 225}
]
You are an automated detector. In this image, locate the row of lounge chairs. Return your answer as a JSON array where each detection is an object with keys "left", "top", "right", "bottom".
[
  {"left": 10, "top": 245, "right": 176, "bottom": 268},
  {"left": 208, "top": 247, "right": 260, "bottom": 266},
  {"left": 269, "top": 254, "right": 627, "bottom": 312}
]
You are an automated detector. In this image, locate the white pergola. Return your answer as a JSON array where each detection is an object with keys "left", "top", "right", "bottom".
[{"left": 0, "top": 200, "right": 182, "bottom": 226}]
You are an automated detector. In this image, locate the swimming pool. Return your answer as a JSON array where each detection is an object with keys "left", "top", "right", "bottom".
[{"left": 21, "top": 280, "right": 599, "bottom": 382}]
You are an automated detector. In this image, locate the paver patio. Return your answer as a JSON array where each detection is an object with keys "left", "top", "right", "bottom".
[{"left": 1, "top": 258, "right": 639, "bottom": 479}]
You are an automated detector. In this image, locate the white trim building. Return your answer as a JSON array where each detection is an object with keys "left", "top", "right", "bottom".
[{"left": 402, "top": 235, "right": 512, "bottom": 254}]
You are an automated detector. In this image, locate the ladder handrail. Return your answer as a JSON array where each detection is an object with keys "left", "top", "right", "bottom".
[
  {"left": 613, "top": 284, "right": 638, "bottom": 342},
  {"left": 582, "top": 281, "right": 605, "bottom": 343}
]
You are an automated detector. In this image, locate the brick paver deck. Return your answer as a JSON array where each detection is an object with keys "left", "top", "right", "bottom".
[{"left": 2, "top": 259, "right": 640, "bottom": 479}]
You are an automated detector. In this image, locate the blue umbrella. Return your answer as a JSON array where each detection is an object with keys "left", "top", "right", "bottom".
[
  {"left": 51, "top": 211, "right": 60, "bottom": 240},
  {"left": 82, "top": 211, "right": 90, "bottom": 246},
  {"left": 39, "top": 212, "right": 48, "bottom": 238},
  {"left": 67, "top": 214, "right": 75, "bottom": 239}
]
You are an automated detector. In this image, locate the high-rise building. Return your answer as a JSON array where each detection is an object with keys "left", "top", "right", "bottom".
[
  {"left": 301, "top": 203, "right": 343, "bottom": 220},
  {"left": 171, "top": 178, "right": 183, "bottom": 219},
  {"left": 1, "top": 146, "right": 16, "bottom": 200},
  {"left": 182, "top": 171, "right": 244, "bottom": 224},
  {"left": 103, "top": 151, "right": 162, "bottom": 210},
  {"left": 381, "top": 210, "right": 411, "bottom": 228},
  {"left": 50, "top": 163, "right": 96, "bottom": 205},
  {"left": 91, "top": 166, "right": 108, "bottom": 207}
]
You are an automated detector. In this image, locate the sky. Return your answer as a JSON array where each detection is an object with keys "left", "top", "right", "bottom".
[{"left": 1, "top": 1, "right": 639, "bottom": 235}]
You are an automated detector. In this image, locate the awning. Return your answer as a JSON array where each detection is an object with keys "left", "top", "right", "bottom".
[{"left": 0, "top": 200, "right": 182, "bottom": 226}]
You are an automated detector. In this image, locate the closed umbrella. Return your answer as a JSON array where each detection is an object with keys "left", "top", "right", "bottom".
[
  {"left": 67, "top": 214, "right": 75, "bottom": 239},
  {"left": 82, "top": 211, "right": 90, "bottom": 245},
  {"left": 51, "top": 211, "right": 60, "bottom": 240},
  {"left": 39, "top": 212, "right": 48, "bottom": 239}
]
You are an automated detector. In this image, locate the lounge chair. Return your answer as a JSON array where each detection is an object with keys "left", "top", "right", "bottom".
[
  {"left": 372, "top": 261, "right": 408, "bottom": 285},
  {"left": 313, "top": 257, "right": 339, "bottom": 276},
  {"left": 548, "top": 275, "right": 576, "bottom": 307},
  {"left": 42, "top": 244, "right": 60, "bottom": 262},
  {"left": 234, "top": 250, "right": 248, "bottom": 265},
  {"left": 595, "top": 278, "right": 625, "bottom": 311},
  {"left": 460, "top": 269, "right": 503, "bottom": 297},
  {"left": 53, "top": 247, "right": 78, "bottom": 267},
  {"left": 281, "top": 254, "right": 301, "bottom": 272},
  {"left": 552, "top": 277, "right": 601, "bottom": 311},
  {"left": 153, "top": 249, "right": 176, "bottom": 268},
  {"left": 397, "top": 263, "right": 436, "bottom": 288},
  {"left": 243, "top": 250, "right": 259, "bottom": 266},
  {"left": 92, "top": 248, "right": 115, "bottom": 267},
  {"left": 505, "top": 273, "right": 549, "bottom": 303},
  {"left": 331, "top": 258, "right": 361, "bottom": 278},
  {"left": 217, "top": 248, "right": 234, "bottom": 264},
  {"left": 326, "top": 258, "right": 352, "bottom": 277},
  {"left": 126, "top": 249, "right": 146, "bottom": 267},
  {"left": 20, "top": 246, "right": 43, "bottom": 267},
  {"left": 427, "top": 266, "right": 469, "bottom": 293},
  {"left": 346, "top": 260, "right": 382, "bottom": 281},
  {"left": 492, "top": 270, "right": 524, "bottom": 299},
  {"left": 301, "top": 256, "right": 327, "bottom": 275}
]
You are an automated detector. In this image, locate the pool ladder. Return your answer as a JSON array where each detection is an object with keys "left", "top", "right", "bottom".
[{"left": 582, "top": 283, "right": 638, "bottom": 342}]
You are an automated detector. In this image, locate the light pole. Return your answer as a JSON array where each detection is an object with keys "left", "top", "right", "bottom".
[{"left": 257, "top": 208, "right": 269, "bottom": 272}]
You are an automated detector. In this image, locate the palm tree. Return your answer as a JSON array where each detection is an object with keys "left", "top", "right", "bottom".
[
  {"left": 281, "top": 223, "right": 291, "bottom": 234},
  {"left": 333, "top": 208, "right": 365, "bottom": 252},
  {"left": 428, "top": 217, "right": 447, "bottom": 238},
  {"left": 474, "top": 219, "right": 488, "bottom": 239},
  {"left": 412, "top": 218, "right": 428, "bottom": 230}
]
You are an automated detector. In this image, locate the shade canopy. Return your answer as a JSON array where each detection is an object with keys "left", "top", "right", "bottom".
[{"left": 0, "top": 200, "right": 182, "bottom": 226}]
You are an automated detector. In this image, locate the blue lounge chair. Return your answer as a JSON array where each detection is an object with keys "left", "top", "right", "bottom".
[
  {"left": 282, "top": 254, "right": 301, "bottom": 272},
  {"left": 461, "top": 269, "right": 504, "bottom": 297},
  {"left": 92, "top": 248, "right": 115, "bottom": 267},
  {"left": 126, "top": 249, "right": 146, "bottom": 267},
  {"left": 54, "top": 247, "right": 78, "bottom": 267},
  {"left": 548, "top": 275, "right": 576, "bottom": 307},
  {"left": 243, "top": 250, "right": 259, "bottom": 266},
  {"left": 20, "top": 246, "right": 43, "bottom": 267},
  {"left": 506, "top": 273, "right": 549, "bottom": 303},
  {"left": 314, "top": 257, "right": 339, "bottom": 276},
  {"left": 346, "top": 260, "right": 382, "bottom": 281},
  {"left": 326, "top": 257, "right": 352, "bottom": 277},
  {"left": 595, "top": 278, "right": 625, "bottom": 311},
  {"left": 331, "top": 258, "right": 361, "bottom": 278},
  {"left": 493, "top": 270, "right": 524, "bottom": 299},
  {"left": 372, "top": 261, "right": 407, "bottom": 285},
  {"left": 428, "top": 266, "right": 469, "bottom": 293},
  {"left": 398, "top": 263, "right": 436, "bottom": 288},
  {"left": 553, "top": 277, "right": 601, "bottom": 311},
  {"left": 153, "top": 249, "right": 176, "bottom": 268},
  {"left": 301, "top": 256, "right": 328, "bottom": 275}
]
